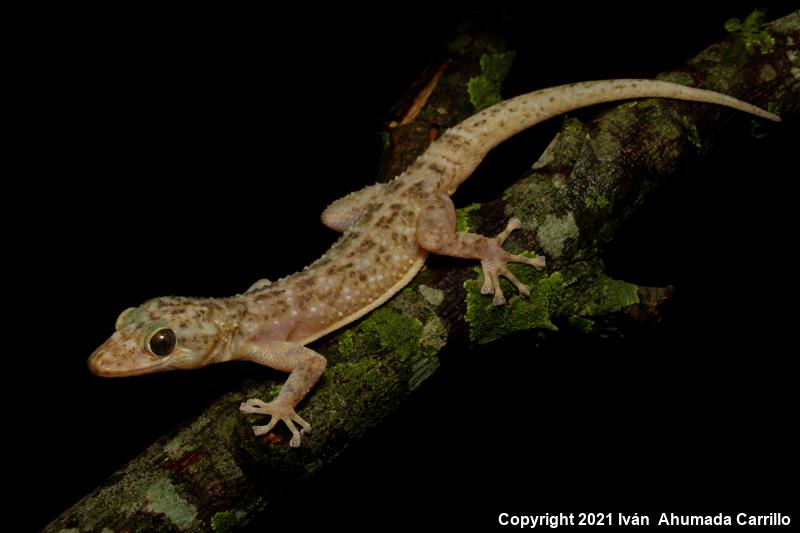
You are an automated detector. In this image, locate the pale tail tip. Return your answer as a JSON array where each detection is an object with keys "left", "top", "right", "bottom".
[{"left": 748, "top": 104, "right": 780, "bottom": 122}]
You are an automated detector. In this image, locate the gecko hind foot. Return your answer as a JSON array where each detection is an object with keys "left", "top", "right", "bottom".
[
  {"left": 480, "top": 218, "right": 546, "bottom": 306},
  {"left": 240, "top": 398, "right": 311, "bottom": 448}
]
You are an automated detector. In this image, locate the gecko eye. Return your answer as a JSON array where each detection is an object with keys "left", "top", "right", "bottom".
[{"left": 149, "top": 329, "right": 176, "bottom": 357}]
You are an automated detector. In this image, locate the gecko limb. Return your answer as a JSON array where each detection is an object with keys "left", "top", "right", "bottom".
[
  {"left": 239, "top": 341, "right": 326, "bottom": 447},
  {"left": 416, "top": 193, "right": 545, "bottom": 305},
  {"left": 321, "top": 182, "right": 386, "bottom": 232}
]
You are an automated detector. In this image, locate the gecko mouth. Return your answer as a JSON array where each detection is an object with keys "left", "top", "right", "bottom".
[{"left": 87, "top": 348, "right": 171, "bottom": 377}]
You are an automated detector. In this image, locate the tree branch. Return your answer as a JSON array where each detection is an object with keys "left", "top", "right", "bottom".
[{"left": 46, "top": 9, "right": 798, "bottom": 532}]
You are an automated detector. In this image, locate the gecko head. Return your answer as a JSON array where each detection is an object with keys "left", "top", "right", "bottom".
[{"left": 88, "top": 297, "right": 237, "bottom": 377}]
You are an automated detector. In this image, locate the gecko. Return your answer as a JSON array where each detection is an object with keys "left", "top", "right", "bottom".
[{"left": 89, "top": 79, "right": 779, "bottom": 447}]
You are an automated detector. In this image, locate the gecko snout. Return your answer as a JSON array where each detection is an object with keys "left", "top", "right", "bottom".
[
  {"left": 88, "top": 348, "right": 119, "bottom": 376},
  {"left": 88, "top": 331, "right": 175, "bottom": 377}
]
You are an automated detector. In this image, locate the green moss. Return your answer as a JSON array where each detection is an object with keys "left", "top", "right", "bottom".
[
  {"left": 645, "top": 103, "right": 684, "bottom": 142},
  {"left": 467, "top": 51, "right": 516, "bottom": 111},
  {"left": 211, "top": 509, "right": 247, "bottom": 532},
  {"left": 568, "top": 315, "right": 595, "bottom": 333},
  {"left": 465, "top": 260, "right": 566, "bottom": 344},
  {"left": 724, "top": 10, "right": 775, "bottom": 54},
  {"left": 455, "top": 202, "right": 482, "bottom": 233},
  {"left": 480, "top": 51, "right": 515, "bottom": 83},
  {"left": 583, "top": 195, "right": 609, "bottom": 210},
  {"left": 144, "top": 478, "right": 197, "bottom": 529},
  {"left": 467, "top": 76, "right": 497, "bottom": 111},
  {"left": 656, "top": 71, "right": 695, "bottom": 86},
  {"left": 681, "top": 115, "right": 703, "bottom": 153},
  {"left": 380, "top": 131, "right": 391, "bottom": 152},
  {"left": 563, "top": 117, "right": 584, "bottom": 132},
  {"left": 263, "top": 381, "right": 283, "bottom": 399},
  {"left": 338, "top": 329, "right": 356, "bottom": 357},
  {"left": 364, "top": 307, "right": 424, "bottom": 360},
  {"left": 332, "top": 288, "right": 446, "bottom": 394},
  {"left": 321, "top": 358, "right": 399, "bottom": 434},
  {"left": 767, "top": 101, "right": 780, "bottom": 116},
  {"left": 338, "top": 307, "right": 424, "bottom": 361},
  {"left": 580, "top": 276, "right": 639, "bottom": 316},
  {"left": 616, "top": 101, "right": 639, "bottom": 110},
  {"left": 329, "top": 358, "right": 383, "bottom": 386}
]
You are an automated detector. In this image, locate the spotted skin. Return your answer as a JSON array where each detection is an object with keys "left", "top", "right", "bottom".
[{"left": 89, "top": 79, "right": 778, "bottom": 447}]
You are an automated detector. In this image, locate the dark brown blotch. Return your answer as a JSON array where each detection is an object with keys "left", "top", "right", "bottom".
[
  {"left": 356, "top": 238, "right": 375, "bottom": 253},
  {"left": 427, "top": 162, "right": 446, "bottom": 175},
  {"left": 385, "top": 180, "right": 403, "bottom": 193}
]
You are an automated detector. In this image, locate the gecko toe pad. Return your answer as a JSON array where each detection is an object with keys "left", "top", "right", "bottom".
[
  {"left": 240, "top": 398, "right": 312, "bottom": 448},
  {"left": 479, "top": 218, "right": 546, "bottom": 305}
]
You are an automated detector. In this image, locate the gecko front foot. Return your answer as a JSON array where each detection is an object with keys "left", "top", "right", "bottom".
[
  {"left": 479, "top": 218, "right": 546, "bottom": 305},
  {"left": 240, "top": 398, "right": 312, "bottom": 448}
]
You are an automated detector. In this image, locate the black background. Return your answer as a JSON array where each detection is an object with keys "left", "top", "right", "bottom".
[{"left": 10, "top": 2, "right": 797, "bottom": 531}]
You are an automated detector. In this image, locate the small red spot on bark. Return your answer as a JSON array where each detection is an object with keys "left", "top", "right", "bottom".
[{"left": 263, "top": 433, "right": 283, "bottom": 445}]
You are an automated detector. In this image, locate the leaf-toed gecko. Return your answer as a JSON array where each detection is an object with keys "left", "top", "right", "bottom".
[{"left": 89, "top": 79, "right": 779, "bottom": 447}]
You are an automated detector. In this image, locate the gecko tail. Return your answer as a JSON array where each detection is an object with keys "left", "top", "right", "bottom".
[
  {"left": 421, "top": 79, "right": 779, "bottom": 191},
  {"left": 546, "top": 79, "right": 781, "bottom": 121},
  {"left": 464, "top": 79, "right": 781, "bottom": 150}
]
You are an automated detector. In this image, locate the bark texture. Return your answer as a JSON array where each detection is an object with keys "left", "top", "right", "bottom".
[{"left": 46, "top": 10, "right": 798, "bottom": 533}]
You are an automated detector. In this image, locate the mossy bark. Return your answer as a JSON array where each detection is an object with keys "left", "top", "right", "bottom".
[{"left": 45, "top": 10, "right": 798, "bottom": 533}]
